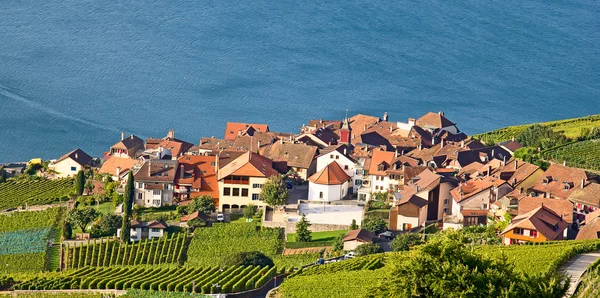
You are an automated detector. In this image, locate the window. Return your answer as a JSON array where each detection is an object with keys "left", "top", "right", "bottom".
[
  {"left": 71, "top": 166, "right": 77, "bottom": 171},
  {"left": 241, "top": 188, "right": 249, "bottom": 197},
  {"left": 224, "top": 188, "right": 231, "bottom": 196},
  {"left": 344, "top": 165, "right": 349, "bottom": 170},
  {"left": 530, "top": 230, "right": 538, "bottom": 238},
  {"left": 319, "top": 192, "right": 323, "bottom": 199},
  {"left": 336, "top": 155, "right": 339, "bottom": 159},
  {"left": 443, "top": 208, "right": 448, "bottom": 214},
  {"left": 252, "top": 184, "right": 263, "bottom": 189},
  {"left": 153, "top": 200, "right": 160, "bottom": 206},
  {"left": 482, "top": 204, "right": 488, "bottom": 209},
  {"left": 232, "top": 188, "right": 240, "bottom": 196},
  {"left": 151, "top": 228, "right": 161, "bottom": 233},
  {"left": 514, "top": 228, "right": 523, "bottom": 235},
  {"left": 252, "top": 194, "right": 261, "bottom": 200},
  {"left": 355, "top": 170, "right": 360, "bottom": 175},
  {"left": 153, "top": 190, "right": 161, "bottom": 196},
  {"left": 330, "top": 154, "right": 334, "bottom": 159},
  {"left": 211, "top": 162, "right": 216, "bottom": 166},
  {"left": 138, "top": 193, "right": 143, "bottom": 200},
  {"left": 444, "top": 199, "right": 449, "bottom": 205},
  {"left": 389, "top": 175, "right": 395, "bottom": 179}
]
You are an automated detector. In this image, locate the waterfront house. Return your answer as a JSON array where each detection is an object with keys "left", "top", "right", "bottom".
[
  {"left": 133, "top": 159, "right": 178, "bottom": 207},
  {"left": 224, "top": 122, "right": 270, "bottom": 141},
  {"left": 99, "top": 156, "right": 138, "bottom": 181},
  {"left": 529, "top": 163, "right": 597, "bottom": 200},
  {"left": 174, "top": 155, "right": 219, "bottom": 205},
  {"left": 266, "top": 141, "right": 318, "bottom": 181},
  {"left": 49, "top": 148, "right": 93, "bottom": 178},
  {"left": 109, "top": 132, "right": 144, "bottom": 159}
]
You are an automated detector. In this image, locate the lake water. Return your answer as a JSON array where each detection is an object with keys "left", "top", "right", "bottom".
[{"left": 1, "top": 0, "right": 599, "bottom": 162}]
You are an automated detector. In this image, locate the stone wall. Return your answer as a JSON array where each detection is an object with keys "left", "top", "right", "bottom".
[{"left": 263, "top": 221, "right": 350, "bottom": 234}]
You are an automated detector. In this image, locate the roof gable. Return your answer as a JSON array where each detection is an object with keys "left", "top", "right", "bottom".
[{"left": 308, "top": 161, "right": 351, "bottom": 185}]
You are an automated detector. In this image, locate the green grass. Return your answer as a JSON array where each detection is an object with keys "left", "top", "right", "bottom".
[
  {"left": 94, "top": 201, "right": 114, "bottom": 214},
  {"left": 287, "top": 230, "right": 348, "bottom": 243}
]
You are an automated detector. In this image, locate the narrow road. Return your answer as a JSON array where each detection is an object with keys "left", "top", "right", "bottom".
[{"left": 560, "top": 251, "right": 600, "bottom": 297}]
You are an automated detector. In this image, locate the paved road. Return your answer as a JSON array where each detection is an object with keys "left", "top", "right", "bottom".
[{"left": 560, "top": 251, "right": 600, "bottom": 297}]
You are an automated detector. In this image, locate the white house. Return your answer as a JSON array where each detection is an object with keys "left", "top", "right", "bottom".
[
  {"left": 315, "top": 144, "right": 357, "bottom": 190},
  {"left": 133, "top": 159, "right": 178, "bottom": 207},
  {"left": 116, "top": 220, "right": 167, "bottom": 242},
  {"left": 308, "top": 161, "right": 351, "bottom": 201},
  {"left": 342, "top": 229, "right": 374, "bottom": 251},
  {"left": 48, "top": 148, "right": 93, "bottom": 179}
]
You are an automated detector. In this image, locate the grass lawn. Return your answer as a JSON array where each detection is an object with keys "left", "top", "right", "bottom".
[
  {"left": 94, "top": 201, "right": 114, "bottom": 214},
  {"left": 287, "top": 230, "right": 348, "bottom": 243}
]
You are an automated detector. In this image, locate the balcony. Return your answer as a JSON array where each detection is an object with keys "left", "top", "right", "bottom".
[{"left": 223, "top": 176, "right": 250, "bottom": 185}]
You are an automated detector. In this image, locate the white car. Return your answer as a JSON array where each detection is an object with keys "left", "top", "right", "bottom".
[
  {"left": 216, "top": 214, "right": 225, "bottom": 222},
  {"left": 344, "top": 252, "right": 355, "bottom": 259}
]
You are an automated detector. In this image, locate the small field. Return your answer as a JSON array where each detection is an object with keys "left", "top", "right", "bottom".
[
  {"left": 16, "top": 265, "right": 279, "bottom": 294},
  {"left": 287, "top": 230, "right": 347, "bottom": 243},
  {"left": 541, "top": 139, "right": 600, "bottom": 171},
  {"left": 63, "top": 233, "right": 189, "bottom": 269},
  {"left": 186, "top": 223, "right": 282, "bottom": 267},
  {"left": 473, "top": 114, "right": 600, "bottom": 144},
  {"left": 0, "top": 179, "right": 73, "bottom": 210},
  {"left": 0, "top": 207, "right": 65, "bottom": 273}
]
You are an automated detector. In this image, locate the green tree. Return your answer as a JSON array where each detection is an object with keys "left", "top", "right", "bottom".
[
  {"left": 85, "top": 179, "right": 95, "bottom": 195},
  {"left": 332, "top": 233, "right": 345, "bottom": 252},
  {"left": 361, "top": 216, "right": 387, "bottom": 234},
  {"left": 224, "top": 251, "right": 274, "bottom": 267},
  {"left": 120, "top": 172, "right": 134, "bottom": 242},
  {"left": 390, "top": 233, "right": 423, "bottom": 252},
  {"left": 75, "top": 170, "right": 86, "bottom": 196},
  {"left": 62, "top": 220, "right": 73, "bottom": 239},
  {"left": 355, "top": 243, "right": 383, "bottom": 256},
  {"left": 365, "top": 233, "right": 568, "bottom": 298},
  {"left": 186, "top": 195, "right": 216, "bottom": 214},
  {"left": 0, "top": 167, "right": 6, "bottom": 183},
  {"left": 243, "top": 204, "right": 258, "bottom": 219},
  {"left": 350, "top": 219, "right": 359, "bottom": 230},
  {"left": 96, "top": 214, "right": 123, "bottom": 235},
  {"left": 296, "top": 214, "right": 312, "bottom": 242},
  {"left": 67, "top": 206, "right": 100, "bottom": 231},
  {"left": 261, "top": 174, "right": 288, "bottom": 207}
]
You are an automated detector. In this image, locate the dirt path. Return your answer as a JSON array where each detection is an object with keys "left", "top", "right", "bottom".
[{"left": 560, "top": 251, "right": 600, "bottom": 297}]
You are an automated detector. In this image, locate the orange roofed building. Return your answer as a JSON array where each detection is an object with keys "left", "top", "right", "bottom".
[
  {"left": 175, "top": 155, "right": 220, "bottom": 207},
  {"left": 307, "top": 161, "right": 351, "bottom": 201},
  {"left": 501, "top": 205, "right": 568, "bottom": 245},
  {"left": 217, "top": 151, "right": 278, "bottom": 212},
  {"left": 224, "top": 122, "right": 270, "bottom": 141}
]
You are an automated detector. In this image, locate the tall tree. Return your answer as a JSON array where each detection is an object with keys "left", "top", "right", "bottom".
[
  {"left": 66, "top": 206, "right": 99, "bottom": 231},
  {"left": 296, "top": 214, "right": 312, "bottom": 242},
  {"left": 261, "top": 174, "right": 288, "bottom": 207},
  {"left": 0, "top": 167, "right": 5, "bottom": 183},
  {"left": 62, "top": 220, "right": 73, "bottom": 240},
  {"left": 75, "top": 170, "right": 86, "bottom": 196},
  {"left": 243, "top": 204, "right": 258, "bottom": 220},
  {"left": 350, "top": 219, "right": 358, "bottom": 230},
  {"left": 120, "top": 172, "right": 134, "bottom": 242}
]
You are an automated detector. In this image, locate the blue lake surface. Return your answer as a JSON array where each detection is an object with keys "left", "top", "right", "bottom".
[{"left": 1, "top": 0, "right": 599, "bottom": 162}]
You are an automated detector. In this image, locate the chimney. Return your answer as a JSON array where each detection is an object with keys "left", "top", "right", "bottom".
[
  {"left": 383, "top": 112, "right": 388, "bottom": 122},
  {"left": 180, "top": 165, "right": 185, "bottom": 179},
  {"left": 408, "top": 118, "right": 415, "bottom": 127},
  {"left": 512, "top": 136, "right": 515, "bottom": 142},
  {"left": 130, "top": 135, "right": 134, "bottom": 140},
  {"left": 519, "top": 187, "right": 523, "bottom": 194},
  {"left": 401, "top": 150, "right": 404, "bottom": 156},
  {"left": 257, "top": 141, "right": 261, "bottom": 148},
  {"left": 487, "top": 166, "right": 491, "bottom": 177},
  {"left": 582, "top": 179, "right": 585, "bottom": 189},
  {"left": 513, "top": 178, "right": 517, "bottom": 186},
  {"left": 389, "top": 126, "right": 393, "bottom": 133},
  {"left": 121, "top": 131, "right": 125, "bottom": 141},
  {"left": 116, "top": 166, "right": 121, "bottom": 178},
  {"left": 514, "top": 160, "right": 518, "bottom": 171},
  {"left": 441, "top": 139, "right": 445, "bottom": 148},
  {"left": 167, "top": 129, "right": 175, "bottom": 139},
  {"left": 394, "top": 149, "right": 398, "bottom": 158},
  {"left": 280, "top": 138, "right": 283, "bottom": 144},
  {"left": 363, "top": 124, "right": 367, "bottom": 132},
  {"left": 461, "top": 140, "right": 465, "bottom": 148},
  {"left": 320, "top": 118, "right": 323, "bottom": 124},
  {"left": 439, "top": 111, "right": 444, "bottom": 117},
  {"left": 502, "top": 156, "right": 506, "bottom": 167},
  {"left": 75, "top": 152, "right": 78, "bottom": 159},
  {"left": 418, "top": 144, "right": 422, "bottom": 151},
  {"left": 214, "top": 154, "right": 219, "bottom": 172},
  {"left": 491, "top": 149, "right": 495, "bottom": 157},
  {"left": 344, "top": 148, "right": 347, "bottom": 155},
  {"left": 147, "top": 160, "right": 151, "bottom": 176}
]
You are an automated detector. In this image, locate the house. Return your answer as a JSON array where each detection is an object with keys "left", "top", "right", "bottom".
[
  {"left": 197, "top": 137, "right": 234, "bottom": 155},
  {"left": 133, "top": 159, "right": 178, "bottom": 207},
  {"left": 499, "top": 140, "right": 523, "bottom": 155},
  {"left": 49, "top": 148, "right": 94, "bottom": 178},
  {"left": 1, "top": 163, "right": 26, "bottom": 178},
  {"left": 343, "top": 229, "right": 374, "bottom": 251},
  {"left": 295, "top": 126, "right": 339, "bottom": 149},
  {"left": 517, "top": 196, "right": 574, "bottom": 224},
  {"left": 446, "top": 176, "right": 513, "bottom": 228},
  {"left": 224, "top": 122, "right": 270, "bottom": 141},
  {"left": 529, "top": 163, "right": 597, "bottom": 200},
  {"left": 575, "top": 209, "right": 600, "bottom": 240},
  {"left": 99, "top": 156, "right": 138, "bottom": 181},
  {"left": 315, "top": 144, "right": 357, "bottom": 191},
  {"left": 174, "top": 155, "right": 219, "bottom": 205},
  {"left": 500, "top": 205, "right": 569, "bottom": 245},
  {"left": 180, "top": 211, "right": 211, "bottom": 227},
  {"left": 307, "top": 161, "right": 351, "bottom": 201},
  {"left": 402, "top": 168, "right": 457, "bottom": 222},
  {"left": 265, "top": 141, "right": 318, "bottom": 181},
  {"left": 389, "top": 193, "right": 428, "bottom": 231},
  {"left": 117, "top": 220, "right": 167, "bottom": 242},
  {"left": 364, "top": 149, "right": 397, "bottom": 199},
  {"left": 145, "top": 130, "right": 194, "bottom": 159},
  {"left": 217, "top": 151, "right": 278, "bottom": 212},
  {"left": 415, "top": 111, "right": 460, "bottom": 134},
  {"left": 490, "top": 159, "right": 544, "bottom": 192},
  {"left": 491, "top": 196, "right": 519, "bottom": 220},
  {"left": 568, "top": 183, "right": 600, "bottom": 224},
  {"left": 109, "top": 132, "right": 144, "bottom": 159}
]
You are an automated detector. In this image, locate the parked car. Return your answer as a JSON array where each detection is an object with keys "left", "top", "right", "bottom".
[
  {"left": 216, "top": 214, "right": 225, "bottom": 222},
  {"left": 378, "top": 231, "right": 395, "bottom": 240},
  {"left": 344, "top": 251, "right": 355, "bottom": 259}
]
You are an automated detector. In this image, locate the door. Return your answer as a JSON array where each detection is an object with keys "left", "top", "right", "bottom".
[{"left": 403, "top": 223, "right": 412, "bottom": 231}]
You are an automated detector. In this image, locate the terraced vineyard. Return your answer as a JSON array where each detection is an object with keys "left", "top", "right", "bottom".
[
  {"left": 289, "top": 254, "right": 386, "bottom": 278},
  {"left": 16, "top": 265, "right": 279, "bottom": 294},
  {"left": 0, "top": 178, "right": 73, "bottom": 210},
  {"left": 0, "top": 207, "right": 65, "bottom": 273},
  {"left": 64, "top": 233, "right": 189, "bottom": 269},
  {"left": 541, "top": 139, "right": 600, "bottom": 171}
]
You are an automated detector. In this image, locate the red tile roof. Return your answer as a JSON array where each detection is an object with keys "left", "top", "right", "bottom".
[
  {"left": 99, "top": 156, "right": 138, "bottom": 176},
  {"left": 451, "top": 176, "right": 508, "bottom": 202},
  {"left": 54, "top": 148, "right": 93, "bottom": 167},
  {"left": 368, "top": 150, "right": 396, "bottom": 176},
  {"left": 576, "top": 210, "right": 600, "bottom": 240},
  {"left": 529, "top": 163, "right": 595, "bottom": 200},
  {"left": 308, "top": 161, "right": 351, "bottom": 185},
  {"left": 568, "top": 183, "right": 600, "bottom": 208},
  {"left": 224, "top": 122, "right": 270, "bottom": 141},
  {"left": 176, "top": 155, "right": 219, "bottom": 199},
  {"left": 501, "top": 205, "right": 568, "bottom": 240},
  {"left": 517, "top": 196, "right": 573, "bottom": 223},
  {"left": 416, "top": 111, "right": 455, "bottom": 129},
  {"left": 217, "top": 152, "right": 278, "bottom": 180},
  {"left": 343, "top": 229, "right": 374, "bottom": 242}
]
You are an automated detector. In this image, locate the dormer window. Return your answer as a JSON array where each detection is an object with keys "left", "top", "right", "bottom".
[
  {"left": 542, "top": 177, "right": 551, "bottom": 184},
  {"left": 378, "top": 164, "right": 384, "bottom": 171},
  {"left": 563, "top": 182, "right": 572, "bottom": 191}
]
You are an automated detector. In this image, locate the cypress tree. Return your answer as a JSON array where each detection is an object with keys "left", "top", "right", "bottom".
[
  {"left": 62, "top": 220, "right": 73, "bottom": 240},
  {"left": 75, "top": 170, "right": 86, "bottom": 196},
  {"left": 0, "top": 167, "right": 6, "bottom": 183},
  {"left": 120, "top": 172, "right": 134, "bottom": 242},
  {"left": 296, "top": 214, "right": 312, "bottom": 242}
]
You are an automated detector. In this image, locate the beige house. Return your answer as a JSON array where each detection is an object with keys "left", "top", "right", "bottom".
[
  {"left": 133, "top": 159, "right": 178, "bottom": 207},
  {"left": 390, "top": 194, "right": 428, "bottom": 231},
  {"left": 343, "top": 229, "right": 374, "bottom": 251},
  {"left": 49, "top": 148, "right": 93, "bottom": 178},
  {"left": 217, "top": 151, "right": 278, "bottom": 212},
  {"left": 117, "top": 220, "right": 167, "bottom": 242},
  {"left": 109, "top": 133, "right": 144, "bottom": 159}
]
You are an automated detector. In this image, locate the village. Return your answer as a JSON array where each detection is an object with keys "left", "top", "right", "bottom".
[{"left": 3, "top": 110, "right": 599, "bottom": 249}]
